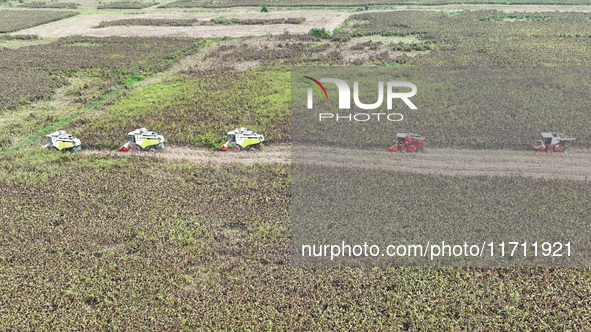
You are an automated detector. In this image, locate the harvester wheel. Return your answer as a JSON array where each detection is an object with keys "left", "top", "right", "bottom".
[
  {"left": 233, "top": 146, "right": 241, "bottom": 152},
  {"left": 149, "top": 148, "right": 156, "bottom": 154},
  {"left": 133, "top": 146, "right": 140, "bottom": 153},
  {"left": 249, "top": 147, "right": 256, "bottom": 153}
]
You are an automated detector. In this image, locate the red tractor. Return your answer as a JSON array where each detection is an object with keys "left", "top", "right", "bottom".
[
  {"left": 533, "top": 132, "right": 575, "bottom": 153},
  {"left": 387, "top": 133, "right": 426, "bottom": 152}
]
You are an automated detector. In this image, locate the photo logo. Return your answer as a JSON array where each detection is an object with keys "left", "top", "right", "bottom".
[
  {"left": 305, "top": 77, "right": 417, "bottom": 110},
  {"left": 304, "top": 76, "right": 418, "bottom": 122},
  {"left": 304, "top": 76, "right": 328, "bottom": 101}
]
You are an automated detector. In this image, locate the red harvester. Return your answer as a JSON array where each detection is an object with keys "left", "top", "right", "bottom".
[
  {"left": 387, "top": 133, "right": 426, "bottom": 152},
  {"left": 533, "top": 132, "right": 575, "bottom": 153}
]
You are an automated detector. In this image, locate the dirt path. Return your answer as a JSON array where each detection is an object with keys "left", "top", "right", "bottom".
[
  {"left": 83, "top": 145, "right": 591, "bottom": 181},
  {"left": 295, "top": 146, "right": 591, "bottom": 181},
  {"left": 15, "top": 3, "right": 591, "bottom": 39},
  {"left": 12, "top": 11, "right": 351, "bottom": 38},
  {"left": 82, "top": 144, "right": 291, "bottom": 164}
]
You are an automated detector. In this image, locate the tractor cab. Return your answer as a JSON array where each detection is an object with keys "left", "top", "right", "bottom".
[{"left": 541, "top": 132, "right": 560, "bottom": 146}]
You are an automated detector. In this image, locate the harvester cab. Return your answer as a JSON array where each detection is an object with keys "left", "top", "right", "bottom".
[
  {"left": 118, "top": 128, "right": 166, "bottom": 153},
  {"left": 387, "top": 133, "right": 426, "bottom": 152},
  {"left": 220, "top": 127, "right": 265, "bottom": 152},
  {"left": 533, "top": 132, "right": 575, "bottom": 152},
  {"left": 43, "top": 130, "right": 81, "bottom": 152}
]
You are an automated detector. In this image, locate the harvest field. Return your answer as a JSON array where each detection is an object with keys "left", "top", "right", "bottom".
[
  {"left": 0, "top": 9, "right": 77, "bottom": 33},
  {"left": 95, "top": 17, "right": 306, "bottom": 27},
  {"left": 0, "top": 37, "right": 201, "bottom": 149},
  {"left": 1, "top": 151, "right": 591, "bottom": 329},
  {"left": 345, "top": 10, "right": 591, "bottom": 66},
  {"left": 12, "top": 11, "right": 348, "bottom": 38},
  {"left": 160, "top": 0, "right": 591, "bottom": 8},
  {"left": 96, "top": 1, "right": 159, "bottom": 9},
  {"left": 63, "top": 10, "right": 591, "bottom": 150},
  {"left": 1, "top": 1, "right": 591, "bottom": 330}
]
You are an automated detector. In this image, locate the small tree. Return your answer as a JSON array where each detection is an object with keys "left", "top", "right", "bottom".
[
  {"left": 260, "top": 3, "right": 268, "bottom": 12},
  {"left": 308, "top": 28, "right": 330, "bottom": 39}
]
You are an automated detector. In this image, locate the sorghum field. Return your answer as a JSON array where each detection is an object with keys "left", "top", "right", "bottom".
[
  {"left": 0, "top": 10, "right": 77, "bottom": 33},
  {"left": 64, "top": 11, "right": 591, "bottom": 150},
  {"left": 94, "top": 17, "right": 306, "bottom": 28},
  {"left": 1, "top": 151, "right": 590, "bottom": 330},
  {"left": 19, "top": 2, "right": 79, "bottom": 8},
  {"left": 160, "top": 0, "right": 591, "bottom": 8},
  {"left": 1, "top": 2, "right": 591, "bottom": 330},
  {"left": 0, "top": 37, "right": 201, "bottom": 149},
  {"left": 96, "top": 1, "right": 158, "bottom": 9}
]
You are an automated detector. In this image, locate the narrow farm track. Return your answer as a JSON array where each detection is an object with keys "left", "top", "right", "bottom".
[
  {"left": 81, "top": 145, "right": 292, "bottom": 164},
  {"left": 12, "top": 11, "right": 352, "bottom": 38},
  {"left": 83, "top": 145, "right": 591, "bottom": 181},
  {"left": 15, "top": 4, "right": 591, "bottom": 40},
  {"left": 296, "top": 146, "right": 591, "bottom": 181}
]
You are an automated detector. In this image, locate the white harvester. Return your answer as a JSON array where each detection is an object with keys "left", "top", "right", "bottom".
[
  {"left": 118, "top": 128, "right": 166, "bottom": 153},
  {"left": 43, "top": 130, "right": 81, "bottom": 152},
  {"left": 220, "top": 127, "right": 265, "bottom": 152}
]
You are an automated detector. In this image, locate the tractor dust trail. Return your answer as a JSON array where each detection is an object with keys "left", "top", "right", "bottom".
[{"left": 84, "top": 145, "right": 591, "bottom": 181}]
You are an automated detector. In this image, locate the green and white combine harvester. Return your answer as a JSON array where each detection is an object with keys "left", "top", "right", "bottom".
[
  {"left": 118, "top": 128, "right": 166, "bottom": 153},
  {"left": 220, "top": 127, "right": 265, "bottom": 152},
  {"left": 43, "top": 130, "right": 81, "bottom": 152}
]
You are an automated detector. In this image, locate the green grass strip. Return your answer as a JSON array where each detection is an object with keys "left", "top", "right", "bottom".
[
  {"left": 1, "top": 89, "right": 121, "bottom": 155},
  {"left": 0, "top": 39, "right": 211, "bottom": 157}
]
